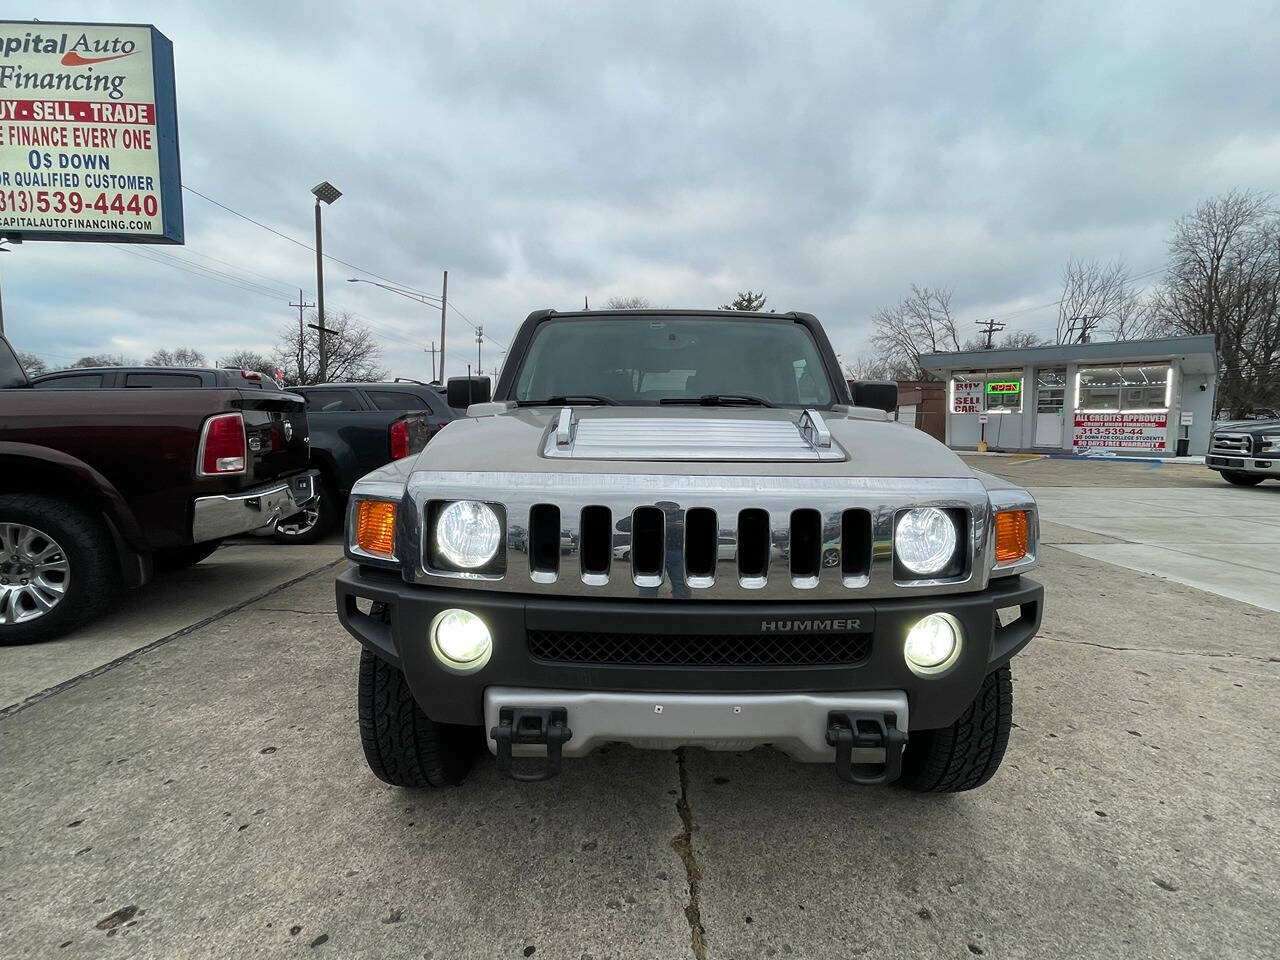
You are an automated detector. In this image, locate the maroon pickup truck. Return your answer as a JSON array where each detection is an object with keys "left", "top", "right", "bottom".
[{"left": 0, "top": 336, "right": 319, "bottom": 644}]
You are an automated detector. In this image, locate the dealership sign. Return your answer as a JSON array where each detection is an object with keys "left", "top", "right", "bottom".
[
  {"left": 0, "top": 21, "right": 182, "bottom": 242},
  {"left": 1072, "top": 412, "right": 1168, "bottom": 451},
  {"left": 952, "top": 378, "right": 983, "bottom": 414}
]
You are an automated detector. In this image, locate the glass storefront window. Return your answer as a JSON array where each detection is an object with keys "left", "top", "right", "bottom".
[
  {"left": 1077, "top": 364, "right": 1170, "bottom": 411},
  {"left": 984, "top": 371, "right": 1023, "bottom": 412}
]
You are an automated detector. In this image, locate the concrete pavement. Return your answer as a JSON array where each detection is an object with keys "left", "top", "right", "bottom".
[{"left": 1, "top": 463, "right": 1278, "bottom": 958}]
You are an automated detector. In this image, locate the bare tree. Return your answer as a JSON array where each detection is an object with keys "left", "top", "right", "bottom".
[
  {"left": 218, "top": 350, "right": 276, "bottom": 378},
  {"left": 15, "top": 351, "right": 47, "bottom": 376},
  {"left": 604, "top": 296, "right": 650, "bottom": 310},
  {"left": 273, "top": 310, "right": 388, "bottom": 385},
  {"left": 870, "top": 285, "right": 960, "bottom": 378},
  {"left": 720, "top": 290, "right": 770, "bottom": 311},
  {"left": 1055, "top": 258, "right": 1138, "bottom": 343},
  {"left": 1147, "top": 190, "right": 1280, "bottom": 417},
  {"left": 71, "top": 353, "right": 133, "bottom": 368},
  {"left": 146, "top": 347, "right": 207, "bottom": 367},
  {"left": 996, "top": 329, "right": 1046, "bottom": 350}
]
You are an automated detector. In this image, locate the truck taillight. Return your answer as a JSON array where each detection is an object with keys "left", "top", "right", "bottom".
[
  {"left": 198, "top": 412, "right": 247, "bottom": 476},
  {"left": 389, "top": 419, "right": 410, "bottom": 460}
]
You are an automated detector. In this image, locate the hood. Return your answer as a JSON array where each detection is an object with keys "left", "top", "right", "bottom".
[
  {"left": 1215, "top": 418, "right": 1280, "bottom": 433},
  {"left": 412, "top": 406, "right": 974, "bottom": 479}
]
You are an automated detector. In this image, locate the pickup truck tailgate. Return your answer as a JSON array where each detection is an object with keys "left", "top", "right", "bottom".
[{"left": 235, "top": 390, "right": 311, "bottom": 484}]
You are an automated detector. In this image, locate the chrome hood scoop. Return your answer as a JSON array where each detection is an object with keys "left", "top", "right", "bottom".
[{"left": 543, "top": 407, "right": 846, "bottom": 461}]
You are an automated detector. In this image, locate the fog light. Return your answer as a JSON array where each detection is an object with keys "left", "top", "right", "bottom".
[
  {"left": 904, "top": 613, "right": 961, "bottom": 673},
  {"left": 431, "top": 608, "right": 492, "bottom": 671}
]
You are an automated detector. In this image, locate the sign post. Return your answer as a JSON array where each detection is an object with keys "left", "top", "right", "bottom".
[{"left": 0, "top": 20, "right": 182, "bottom": 244}]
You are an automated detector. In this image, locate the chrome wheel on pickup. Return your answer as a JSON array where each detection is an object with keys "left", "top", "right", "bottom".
[
  {"left": 272, "top": 479, "right": 331, "bottom": 544},
  {"left": 0, "top": 523, "right": 69, "bottom": 624},
  {"left": 0, "top": 495, "right": 118, "bottom": 645}
]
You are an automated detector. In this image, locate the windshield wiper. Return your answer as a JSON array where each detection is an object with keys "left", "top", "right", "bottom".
[
  {"left": 517, "top": 394, "right": 617, "bottom": 406},
  {"left": 660, "top": 394, "right": 775, "bottom": 408}
]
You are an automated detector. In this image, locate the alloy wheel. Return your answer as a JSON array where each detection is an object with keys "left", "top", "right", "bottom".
[{"left": 0, "top": 523, "right": 71, "bottom": 624}]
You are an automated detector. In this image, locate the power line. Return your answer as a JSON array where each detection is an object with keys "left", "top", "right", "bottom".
[
  {"left": 182, "top": 184, "right": 437, "bottom": 291},
  {"left": 181, "top": 184, "right": 502, "bottom": 348}
]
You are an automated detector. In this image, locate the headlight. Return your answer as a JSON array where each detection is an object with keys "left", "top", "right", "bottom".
[
  {"left": 904, "top": 613, "right": 961, "bottom": 673},
  {"left": 1261, "top": 435, "right": 1280, "bottom": 453},
  {"left": 895, "top": 507, "right": 959, "bottom": 576},
  {"left": 435, "top": 500, "right": 502, "bottom": 569}
]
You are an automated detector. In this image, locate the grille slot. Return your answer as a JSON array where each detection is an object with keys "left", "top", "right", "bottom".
[
  {"left": 529, "top": 504, "right": 561, "bottom": 577},
  {"left": 841, "top": 509, "right": 872, "bottom": 581},
  {"left": 737, "top": 508, "right": 770, "bottom": 581},
  {"left": 579, "top": 506, "right": 612, "bottom": 579},
  {"left": 527, "top": 628, "right": 872, "bottom": 667},
  {"left": 684, "top": 508, "right": 717, "bottom": 579},
  {"left": 631, "top": 506, "right": 665, "bottom": 581},
  {"left": 789, "top": 508, "right": 822, "bottom": 582}
]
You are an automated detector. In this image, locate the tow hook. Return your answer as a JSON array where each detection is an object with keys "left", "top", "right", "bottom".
[
  {"left": 826, "top": 711, "right": 908, "bottom": 785},
  {"left": 490, "top": 707, "right": 573, "bottom": 782}
]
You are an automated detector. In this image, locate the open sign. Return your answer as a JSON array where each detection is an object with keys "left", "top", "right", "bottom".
[{"left": 986, "top": 380, "right": 1021, "bottom": 395}]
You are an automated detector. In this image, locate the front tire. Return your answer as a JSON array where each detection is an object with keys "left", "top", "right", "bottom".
[
  {"left": 357, "top": 648, "right": 482, "bottom": 787},
  {"left": 1221, "top": 470, "right": 1265, "bottom": 487},
  {"left": 0, "top": 495, "right": 119, "bottom": 645},
  {"left": 899, "top": 665, "right": 1013, "bottom": 792}
]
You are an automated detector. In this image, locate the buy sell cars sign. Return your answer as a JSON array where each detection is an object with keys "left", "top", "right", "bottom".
[{"left": 0, "top": 21, "right": 182, "bottom": 243}]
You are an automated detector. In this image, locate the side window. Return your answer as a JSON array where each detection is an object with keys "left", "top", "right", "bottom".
[
  {"left": 125, "top": 372, "right": 205, "bottom": 388},
  {"left": 32, "top": 373, "right": 106, "bottom": 389},
  {"left": 303, "top": 389, "right": 363, "bottom": 412},
  {"left": 367, "top": 390, "right": 426, "bottom": 412}
]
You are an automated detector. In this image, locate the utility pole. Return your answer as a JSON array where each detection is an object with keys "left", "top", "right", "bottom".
[
  {"left": 289, "top": 288, "right": 315, "bottom": 383},
  {"left": 975, "top": 317, "right": 1006, "bottom": 349},
  {"left": 425, "top": 340, "right": 437, "bottom": 382},
  {"left": 584, "top": 295, "right": 589, "bottom": 309},
  {"left": 476, "top": 325, "right": 483, "bottom": 376},
  {"left": 439, "top": 270, "right": 448, "bottom": 382},
  {"left": 1067, "top": 314, "right": 1103, "bottom": 344}
]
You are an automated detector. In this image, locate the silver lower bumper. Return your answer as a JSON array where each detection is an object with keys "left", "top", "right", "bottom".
[
  {"left": 191, "top": 471, "right": 318, "bottom": 543},
  {"left": 483, "top": 687, "right": 909, "bottom": 762},
  {"left": 1206, "top": 455, "right": 1279, "bottom": 476}
]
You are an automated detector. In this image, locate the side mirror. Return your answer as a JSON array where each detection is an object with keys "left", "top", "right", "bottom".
[
  {"left": 446, "top": 376, "right": 491, "bottom": 409},
  {"left": 851, "top": 380, "right": 897, "bottom": 413}
]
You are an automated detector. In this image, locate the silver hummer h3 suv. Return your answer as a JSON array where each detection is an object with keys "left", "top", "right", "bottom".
[{"left": 336, "top": 309, "right": 1044, "bottom": 791}]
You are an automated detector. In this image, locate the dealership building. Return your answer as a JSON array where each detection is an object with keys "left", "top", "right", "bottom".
[{"left": 917, "top": 334, "right": 1218, "bottom": 457}]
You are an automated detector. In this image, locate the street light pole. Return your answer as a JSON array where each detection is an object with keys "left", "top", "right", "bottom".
[
  {"left": 313, "top": 200, "right": 327, "bottom": 381},
  {"left": 310, "top": 181, "right": 342, "bottom": 383},
  {"left": 439, "top": 270, "right": 448, "bottom": 382}
]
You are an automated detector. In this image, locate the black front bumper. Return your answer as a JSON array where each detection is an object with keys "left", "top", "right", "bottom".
[{"left": 336, "top": 567, "right": 1043, "bottom": 731}]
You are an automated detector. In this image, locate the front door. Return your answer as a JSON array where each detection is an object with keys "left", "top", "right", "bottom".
[{"left": 1034, "top": 368, "right": 1066, "bottom": 447}]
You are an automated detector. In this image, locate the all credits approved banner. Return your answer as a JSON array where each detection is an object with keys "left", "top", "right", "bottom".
[{"left": 0, "top": 21, "right": 182, "bottom": 243}]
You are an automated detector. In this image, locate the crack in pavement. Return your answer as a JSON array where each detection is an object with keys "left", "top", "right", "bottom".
[
  {"left": 1039, "top": 632, "right": 1280, "bottom": 665},
  {"left": 671, "top": 747, "right": 708, "bottom": 959},
  {"left": 255, "top": 607, "right": 335, "bottom": 616},
  {"left": 0, "top": 558, "right": 346, "bottom": 719}
]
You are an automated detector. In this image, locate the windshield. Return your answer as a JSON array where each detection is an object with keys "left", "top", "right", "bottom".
[{"left": 512, "top": 317, "right": 835, "bottom": 408}]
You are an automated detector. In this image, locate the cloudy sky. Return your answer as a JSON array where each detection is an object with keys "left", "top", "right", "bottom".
[{"left": 6, "top": 1, "right": 1278, "bottom": 381}]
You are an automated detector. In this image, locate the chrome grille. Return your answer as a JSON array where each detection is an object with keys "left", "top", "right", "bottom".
[
  {"left": 1210, "top": 433, "right": 1252, "bottom": 455},
  {"left": 405, "top": 472, "right": 998, "bottom": 600}
]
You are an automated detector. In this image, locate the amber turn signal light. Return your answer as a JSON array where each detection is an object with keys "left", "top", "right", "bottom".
[
  {"left": 356, "top": 500, "right": 397, "bottom": 558},
  {"left": 994, "top": 510, "right": 1029, "bottom": 564}
]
